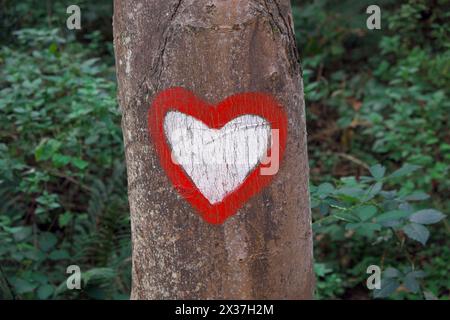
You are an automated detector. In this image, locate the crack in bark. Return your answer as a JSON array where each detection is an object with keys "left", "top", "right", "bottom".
[
  {"left": 259, "top": 0, "right": 300, "bottom": 75},
  {"left": 122, "top": 1, "right": 184, "bottom": 140},
  {"left": 151, "top": 0, "right": 184, "bottom": 92},
  {"left": 260, "top": 0, "right": 283, "bottom": 33},
  {"left": 273, "top": 0, "right": 300, "bottom": 62}
]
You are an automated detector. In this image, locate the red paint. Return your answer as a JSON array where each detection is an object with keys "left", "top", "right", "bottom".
[{"left": 148, "top": 87, "right": 288, "bottom": 224}]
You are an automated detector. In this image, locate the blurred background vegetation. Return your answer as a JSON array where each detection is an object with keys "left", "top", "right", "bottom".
[{"left": 0, "top": 0, "right": 448, "bottom": 300}]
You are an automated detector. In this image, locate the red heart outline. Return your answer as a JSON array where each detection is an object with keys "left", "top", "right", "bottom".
[{"left": 148, "top": 87, "right": 287, "bottom": 224}]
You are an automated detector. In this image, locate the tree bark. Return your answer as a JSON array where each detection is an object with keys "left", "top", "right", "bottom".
[{"left": 113, "top": 0, "right": 314, "bottom": 299}]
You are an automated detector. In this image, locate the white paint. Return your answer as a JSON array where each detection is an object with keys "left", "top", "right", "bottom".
[{"left": 164, "top": 111, "right": 271, "bottom": 204}]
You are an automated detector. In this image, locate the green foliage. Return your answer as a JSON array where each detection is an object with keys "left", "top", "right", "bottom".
[
  {"left": 294, "top": 0, "right": 449, "bottom": 195},
  {"left": 294, "top": 0, "right": 449, "bottom": 299},
  {"left": 311, "top": 165, "right": 447, "bottom": 299},
  {"left": 314, "top": 263, "right": 345, "bottom": 299},
  {"left": 0, "top": 27, "right": 130, "bottom": 299}
]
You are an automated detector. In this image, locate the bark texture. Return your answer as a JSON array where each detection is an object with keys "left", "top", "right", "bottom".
[{"left": 113, "top": 0, "right": 314, "bottom": 299}]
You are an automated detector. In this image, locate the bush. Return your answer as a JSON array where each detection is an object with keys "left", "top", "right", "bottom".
[
  {"left": 293, "top": 0, "right": 449, "bottom": 299},
  {"left": 311, "top": 164, "right": 446, "bottom": 299},
  {"left": 0, "top": 28, "right": 130, "bottom": 299}
]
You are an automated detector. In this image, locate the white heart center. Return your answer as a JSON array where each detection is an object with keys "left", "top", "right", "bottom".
[{"left": 164, "top": 111, "right": 271, "bottom": 204}]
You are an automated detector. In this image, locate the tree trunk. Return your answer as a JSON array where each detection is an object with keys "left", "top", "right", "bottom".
[{"left": 113, "top": 0, "right": 314, "bottom": 299}]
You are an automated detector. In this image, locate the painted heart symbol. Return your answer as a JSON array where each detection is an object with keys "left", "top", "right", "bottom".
[{"left": 148, "top": 87, "right": 287, "bottom": 224}]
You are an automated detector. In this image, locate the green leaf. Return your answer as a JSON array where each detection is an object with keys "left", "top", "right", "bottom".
[
  {"left": 369, "top": 164, "right": 386, "bottom": 180},
  {"left": 358, "top": 222, "right": 381, "bottom": 232},
  {"left": 82, "top": 268, "right": 116, "bottom": 286},
  {"left": 317, "top": 183, "right": 335, "bottom": 199},
  {"left": 407, "top": 270, "right": 426, "bottom": 278},
  {"left": 403, "top": 191, "right": 429, "bottom": 201},
  {"left": 31, "top": 273, "right": 49, "bottom": 285},
  {"left": 23, "top": 248, "right": 45, "bottom": 261},
  {"left": 71, "top": 157, "right": 88, "bottom": 170},
  {"left": 423, "top": 291, "right": 438, "bottom": 300},
  {"left": 402, "top": 223, "right": 430, "bottom": 245},
  {"left": 80, "top": 58, "right": 100, "bottom": 74},
  {"left": 333, "top": 212, "right": 360, "bottom": 223},
  {"left": 310, "top": 198, "right": 320, "bottom": 209},
  {"left": 38, "top": 232, "right": 58, "bottom": 252},
  {"left": 37, "top": 284, "right": 54, "bottom": 300},
  {"left": 85, "top": 134, "right": 99, "bottom": 145},
  {"left": 51, "top": 154, "right": 71, "bottom": 168},
  {"left": 346, "top": 222, "right": 381, "bottom": 237},
  {"left": 373, "top": 278, "right": 400, "bottom": 298},
  {"left": 10, "top": 226, "right": 32, "bottom": 242},
  {"left": 355, "top": 205, "right": 377, "bottom": 221},
  {"left": 318, "top": 202, "right": 329, "bottom": 215},
  {"left": 314, "top": 263, "right": 332, "bottom": 277},
  {"left": 383, "top": 267, "right": 401, "bottom": 278},
  {"left": 403, "top": 272, "right": 421, "bottom": 293},
  {"left": 389, "top": 163, "right": 421, "bottom": 179},
  {"left": 409, "top": 209, "right": 446, "bottom": 225},
  {"left": 376, "top": 210, "right": 411, "bottom": 223},
  {"left": 335, "top": 187, "right": 364, "bottom": 199},
  {"left": 58, "top": 212, "right": 73, "bottom": 227},
  {"left": 11, "top": 278, "right": 37, "bottom": 294},
  {"left": 48, "top": 249, "right": 70, "bottom": 260},
  {"left": 34, "top": 138, "right": 61, "bottom": 161},
  {"left": 362, "top": 182, "right": 383, "bottom": 201}
]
